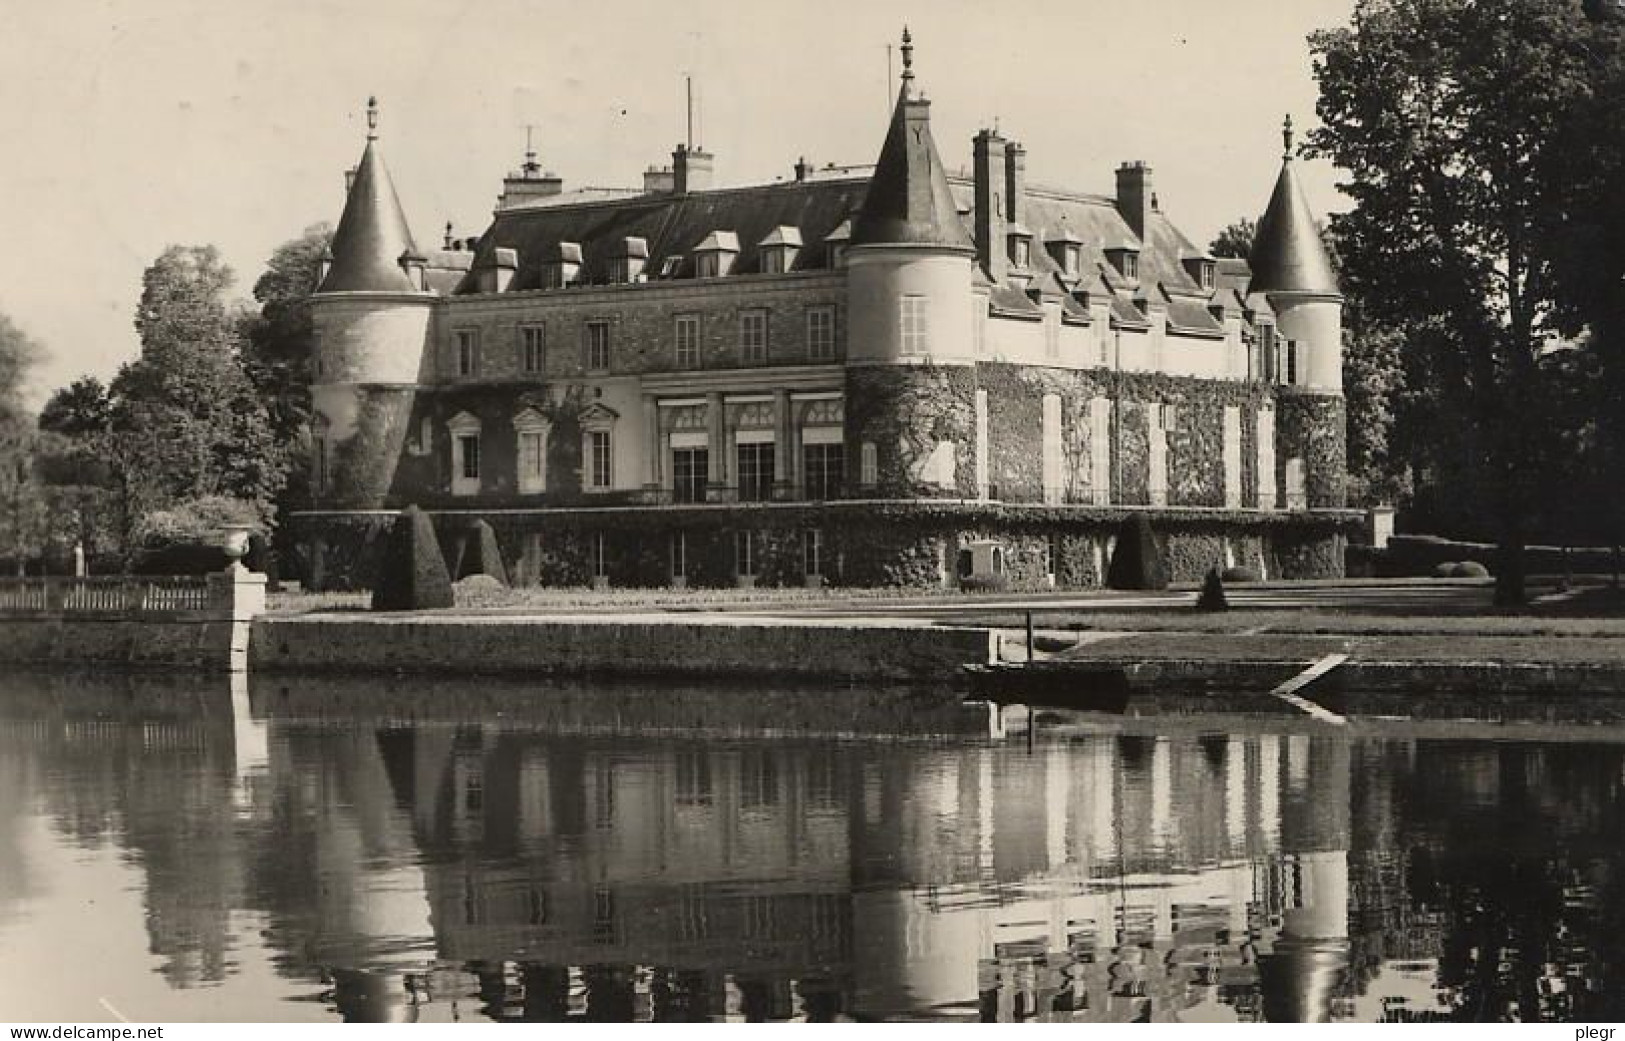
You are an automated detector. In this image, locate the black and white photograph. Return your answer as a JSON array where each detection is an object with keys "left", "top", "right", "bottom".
[{"left": 5, "top": 0, "right": 1625, "bottom": 1027}]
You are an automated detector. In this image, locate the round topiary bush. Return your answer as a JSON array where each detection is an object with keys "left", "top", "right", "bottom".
[
  {"left": 1220, "top": 566, "right": 1261, "bottom": 584},
  {"left": 1432, "top": 561, "right": 1460, "bottom": 578},
  {"left": 1106, "top": 516, "right": 1169, "bottom": 591},
  {"left": 371, "top": 506, "right": 454, "bottom": 611},
  {"left": 1451, "top": 560, "right": 1490, "bottom": 579}
]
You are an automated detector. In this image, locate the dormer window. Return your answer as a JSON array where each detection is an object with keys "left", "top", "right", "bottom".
[
  {"left": 1046, "top": 232, "right": 1084, "bottom": 279},
  {"left": 542, "top": 242, "right": 583, "bottom": 289},
  {"left": 693, "top": 230, "right": 740, "bottom": 279},
  {"left": 1183, "top": 256, "right": 1216, "bottom": 292},
  {"left": 612, "top": 237, "right": 648, "bottom": 284},
  {"left": 824, "top": 218, "right": 853, "bottom": 269},
  {"left": 1007, "top": 222, "right": 1033, "bottom": 269},
  {"left": 758, "top": 225, "right": 803, "bottom": 274},
  {"left": 1106, "top": 247, "right": 1140, "bottom": 281}
]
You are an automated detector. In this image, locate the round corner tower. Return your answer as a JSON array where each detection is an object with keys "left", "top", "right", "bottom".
[
  {"left": 1249, "top": 116, "right": 1347, "bottom": 510},
  {"left": 308, "top": 98, "right": 435, "bottom": 510},
  {"left": 843, "top": 29, "right": 979, "bottom": 499}
]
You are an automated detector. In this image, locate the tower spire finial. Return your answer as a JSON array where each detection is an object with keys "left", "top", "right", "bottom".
[
  {"left": 523, "top": 124, "right": 539, "bottom": 175},
  {"left": 900, "top": 26, "right": 914, "bottom": 96},
  {"left": 1282, "top": 113, "right": 1294, "bottom": 160},
  {"left": 366, "top": 96, "right": 379, "bottom": 140}
]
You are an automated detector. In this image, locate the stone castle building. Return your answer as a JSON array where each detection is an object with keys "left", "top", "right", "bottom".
[{"left": 296, "top": 31, "right": 1353, "bottom": 590}]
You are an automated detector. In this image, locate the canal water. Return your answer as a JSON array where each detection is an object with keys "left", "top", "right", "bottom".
[{"left": 2, "top": 669, "right": 1623, "bottom": 1024}]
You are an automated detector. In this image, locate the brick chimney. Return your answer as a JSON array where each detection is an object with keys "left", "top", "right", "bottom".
[
  {"left": 673, "top": 143, "right": 715, "bottom": 194},
  {"left": 974, "top": 129, "right": 1007, "bottom": 282},
  {"left": 1005, "top": 140, "right": 1027, "bottom": 232},
  {"left": 1116, "top": 161, "right": 1154, "bottom": 242}
]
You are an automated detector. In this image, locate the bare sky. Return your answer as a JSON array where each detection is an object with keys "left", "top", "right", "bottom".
[{"left": 0, "top": 0, "right": 1356, "bottom": 407}]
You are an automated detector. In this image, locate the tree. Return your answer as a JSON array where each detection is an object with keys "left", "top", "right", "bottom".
[
  {"left": 1308, "top": 0, "right": 1623, "bottom": 604},
  {"left": 1208, "top": 219, "right": 1257, "bottom": 260},
  {"left": 110, "top": 246, "right": 286, "bottom": 542},
  {"left": 0, "top": 313, "right": 47, "bottom": 572},
  {"left": 241, "top": 223, "right": 331, "bottom": 442}
]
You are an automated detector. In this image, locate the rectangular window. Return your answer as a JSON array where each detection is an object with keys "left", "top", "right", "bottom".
[
  {"left": 670, "top": 531, "right": 687, "bottom": 580},
  {"left": 900, "top": 295, "right": 928, "bottom": 355},
  {"left": 735, "top": 530, "right": 756, "bottom": 577},
  {"left": 459, "top": 434, "right": 481, "bottom": 480},
  {"left": 518, "top": 430, "right": 545, "bottom": 493},
  {"left": 675, "top": 314, "right": 701, "bottom": 368},
  {"left": 588, "top": 429, "right": 612, "bottom": 489},
  {"left": 860, "top": 442, "right": 878, "bottom": 487},
  {"left": 740, "top": 309, "right": 769, "bottom": 364},
  {"left": 1285, "top": 340, "right": 1298, "bottom": 386},
  {"left": 584, "top": 321, "right": 610, "bottom": 372},
  {"left": 672, "top": 447, "right": 708, "bottom": 503},
  {"left": 456, "top": 330, "right": 479, "bottom": 377},
  {"left": 803, "top": 529, "right": 822, "bottom": 578},
  {"left": 806, "top": 306, "right": 835, "bottom": 361},
  {"left": 736, "top": 442, "right": 775, "bottom": 502},
  {"left": 1044, "top": 313, "right": 1060, "bottom": 359},
  {"left": 803, "top": 442, "right": 844, "bottom": 500},
  {"left": 520, "top": 325, "right": 545, "bottom": 375}
]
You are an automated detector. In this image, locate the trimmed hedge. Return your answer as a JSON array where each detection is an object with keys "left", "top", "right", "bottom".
[
  {"left": 371, "top": 506, "right": 454, "bottom": 611},
  {"left": 450, "top": 519, "right": 509, "bottom": 585},
  {"left": 1106, "top": 516, "right": 1169, "bottom": 591}
]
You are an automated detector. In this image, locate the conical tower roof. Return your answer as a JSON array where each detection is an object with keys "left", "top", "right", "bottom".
[
  {"left": 320, "top": 98, "right": 420, "bottom": 294},
  {"left": 851, "top": 30, "right": 974, "bottom": 252},
  {"left": 1249, "top": 116, "right": 1339, "bottom": 297}
]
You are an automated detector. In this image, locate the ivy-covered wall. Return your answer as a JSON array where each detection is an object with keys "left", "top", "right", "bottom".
[
  {"left": 1276, "top": 391, "right": 1348, "bottom": 509},
  {"left": 288, "top": 502, "right": 1355, "bottom": 591},
  {"left": 975, "top": 363, "right": 1278, "bottom": 510},
  {"left": 844, "top": 365, "right": 978, "bottom": 499}
]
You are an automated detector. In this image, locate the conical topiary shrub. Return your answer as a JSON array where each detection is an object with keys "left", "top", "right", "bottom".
[
  {"left": 1196, "top": 567, "right": 1229, "bottom": 611},
  {"left": 1105, "top": 516, "right": 1169, "bottom": 591},
  {"left": 371, "top": 506, "right": 455, "bottom": 611},
  {"left": 452, "top": 519, "right": 508, "bottom": 586}
]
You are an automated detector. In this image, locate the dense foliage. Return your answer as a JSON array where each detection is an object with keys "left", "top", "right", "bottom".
[{"left": 371, "top": 506, "right": 455, "bottom": 610}]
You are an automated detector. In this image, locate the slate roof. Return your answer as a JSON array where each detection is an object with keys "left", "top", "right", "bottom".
[
  {"left": 850, "top": 88, "right": 975, "bottom": 251},
  {"left": 321, "top": 136, "right": 422, "bottom": 294},
  {"left": 460, "top": 178, "right": 868, "bottom": 291},
  {"left": 1249, "top": 156, "right": 1340, "bottom": 296}
]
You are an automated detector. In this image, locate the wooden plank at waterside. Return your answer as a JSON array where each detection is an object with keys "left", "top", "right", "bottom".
[{"left": 1269, "top": 653, "right": 1349, "bottom": 724}]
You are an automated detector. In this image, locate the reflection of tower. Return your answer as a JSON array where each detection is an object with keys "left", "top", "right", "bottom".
[
  {"left": 1256, "top": 737, "right": 1353, "bottom": 1023},
  {"left": 330, "top": 968, "right": 415, "bottom": 1023}
]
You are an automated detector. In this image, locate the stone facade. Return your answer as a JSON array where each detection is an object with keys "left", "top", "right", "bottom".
[{"left": 298, "top": 47, "right": 1353, "bottom": 591}]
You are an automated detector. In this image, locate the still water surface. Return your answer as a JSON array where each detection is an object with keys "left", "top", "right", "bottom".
[{"left": 2, "top": 670, "right": 1623, "bottom": 1023}]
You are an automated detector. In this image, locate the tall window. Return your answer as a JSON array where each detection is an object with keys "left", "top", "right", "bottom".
[
  {"left": 806, "top": 306, "right": 835, "bottom": 361},
  {"left": 803, "top": 443, "right": 843, "bottom": 500},
  {"left": 456, "top": 330, "right": 479, "bottom": 377},
  {"left": 670, "top": 531, "right": 687, "bottom": 581},
  {"left": 672, "top": 447, "right": 708, "bottom": 503},
  {"left": 312, "top": 436, "right": 328, "bottom": 493},
  {"left": 860, "top": 442, "right": 878, "bottom": 487},
  {"left": 588, "top": 429, "right": 612, "bottom": 489},
  {"left": 459, "top": 435, "right": 481, "bottom": 480},
  {"left": 900, "top": 296, "right": 928, "bottom": 355},
  {"left": 740, "top": 309, "right": 769, "bottom": 364},
  {"left": 735, "top": 530, "right": 756, "bottom": 577},
  {"left": 1044, "top": 312, "right": 1060, "bottom": 359},
  {"left": 518, "top": 430, "right": 546, "bottom": 493},
  {"left": 520, "top": 325, "right": 545, "bottom": 375},
  {"left": 803, "top": 529, "right": 822, "bottom": 578},
  {"left": 584, "top": 321, "right": 610, "bottom": 372},
  {"left": 675, "top": 314, "right": 701, "bottom": 368},
  {"left": 1284, "top": 340, "right": 1298, "bottom": 386},
  {"left": 736, "top": 442, "right": 774, "bottom": 501}
]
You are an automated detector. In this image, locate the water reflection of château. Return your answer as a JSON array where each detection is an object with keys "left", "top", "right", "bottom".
[{"left": 6, "top": 671, "right": 1625, "bottom": 1021}]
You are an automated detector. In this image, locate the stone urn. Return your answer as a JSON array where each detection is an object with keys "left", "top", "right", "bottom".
[{"left": 220, "top": 525, "right": 253, "bottom": 571}]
